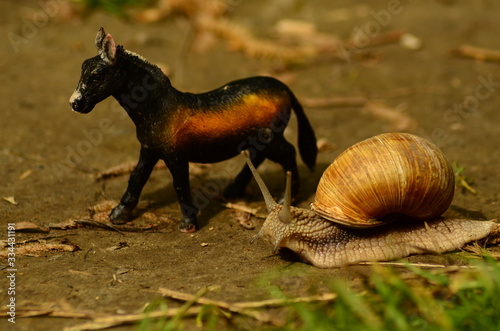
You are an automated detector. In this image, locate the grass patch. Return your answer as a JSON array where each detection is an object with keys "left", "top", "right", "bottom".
[
  {"left": 279, "top": 259, "right": 500, "bottom": 331},
  {"left": 131, "top": 258, "right": 500, "bottom": 331}
]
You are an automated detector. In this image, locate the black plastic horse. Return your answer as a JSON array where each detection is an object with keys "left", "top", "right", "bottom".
[{"left": 70, "top": 27, "right": 317, "bottom": 232}]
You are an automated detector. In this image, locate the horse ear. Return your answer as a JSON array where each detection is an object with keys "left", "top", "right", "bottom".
[
  {"left": 95, "top": 27, "right": 116, "bottom": 64},
  {"left": 95, "top": 27, "right": 106, "bottom": 50},
  {"left": 101, "top": 33, "right": 117, "bottom": 64}
]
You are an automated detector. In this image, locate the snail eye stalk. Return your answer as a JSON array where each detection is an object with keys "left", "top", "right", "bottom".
[{"left": 243, "top": 151, "right": 277, "bottom": 212}]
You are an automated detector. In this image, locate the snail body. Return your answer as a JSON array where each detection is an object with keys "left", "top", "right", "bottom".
[{"left": 245, "top": 133, "right": 497, "bottom": 268}]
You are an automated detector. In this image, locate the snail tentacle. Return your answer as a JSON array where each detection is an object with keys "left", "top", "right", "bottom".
[
  {"left": 242, "top": 151, "right": 277, "bottom": 212},
  {"left": 278, "top": 171, "right": 293, "bottom": 224}
]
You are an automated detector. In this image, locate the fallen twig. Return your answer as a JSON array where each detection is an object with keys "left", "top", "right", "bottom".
[
  {"left": 72, "top": 219, "right": 127, "bottom": 233},
  {"left": 96, "top": 161, "right": 211, "bottom": 181},
  {"left": 357, "top": 261, "right": 479, "bottom": 269},
  {"left": 63, "top": 286, "right": 214, "bottom": 331},
  {"left": 456, "top": 177, "right": 477, "bottom": 195},
  {"left": 63, "top": 307, "right": 203, "bottom": 331},
  {"left": 0, "top": 307, "right": 202, "bottom": 331},
  {"left": 453, "top": 162, "right": 478, "bottom": 195},
  {"left": 365, "top": 101, "right": 417, "bottom": 131},
  {"left": 132, "top": 0, "right": 404, "bottom": 61},
  {"left": 73, "top": 219, "right": 159, "bottom": 233},
  {"left": 345, "top": 29, "right": 405, "bottom": 50},
  {"left": 96, "top": 162, "right": 166, "bottom": 181},
  {"left": 200, "top": 16, "right": 317, "bottom": 61},
  {"left": 453, "top": 44, "right": 500, "bottom": 62},
  {"left": 224, "top": 202, "right": 267, "bottom": 219},
  {"left": 159, "top": 286, "right": 337, "bottom": 325},
  {"left": 300, "top": 96, "right": 367, "bottom": 108},
  {"left": 0, "top": 308, "right": 105, "bottom": 319},
  {"left": 48, "top": 218, "right": 160, "bottom": 233},
  {"left": 302, "top": 98, "right": 417, "bottom": 130},
  {"left": 160, "top": 288, "right": 337, "bottom": 309}
]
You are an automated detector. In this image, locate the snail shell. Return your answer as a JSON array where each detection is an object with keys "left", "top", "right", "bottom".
[{"left": 311, "top": 133, "right": 455, "bottom": 227}]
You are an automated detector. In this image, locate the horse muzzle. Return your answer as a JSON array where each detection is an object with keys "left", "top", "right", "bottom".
[{"left": 69, "top": 90, "right": 94, "bottom": 113}]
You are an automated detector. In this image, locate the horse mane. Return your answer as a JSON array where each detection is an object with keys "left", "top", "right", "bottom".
[{"left": 116, "top": 45, "right": 169, "bottom": 83}]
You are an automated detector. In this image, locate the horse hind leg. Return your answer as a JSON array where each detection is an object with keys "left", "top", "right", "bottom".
[
  {"left": 224, "top": 133, "right": 300, "bottom": 202},
  {"left": 263, "top": 136, "right": 300, "bottom": 203},
  {"left": 224, "top": 152, "right": 266, "bottom": 199}
]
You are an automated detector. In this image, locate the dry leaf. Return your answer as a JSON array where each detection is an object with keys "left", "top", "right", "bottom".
[
  {"left": 19, "top": 169, "right": 33, "bottom": 180},
  {"left": 0, "top": 238, "right": 79, "bottom": 258},
  {"left": 49, "top": 219, "right": 78, "bottom": 230},
  {"left": 15, "top": 221, "right": 49, "bottom": 233},
  {"left": 89, "top": 200, "right": 118, "bottom": 214},
  {"left": 317, "top": 138, "right": 337, "bottom": 153},
  {"left": 236, "top": 212, "right": 255, "bottom": 230},
  {"left": 3, "top": 196, "right": 18, "bottom": 205}
]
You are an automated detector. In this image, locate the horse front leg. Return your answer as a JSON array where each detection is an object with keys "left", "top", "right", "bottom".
[
  {"left": 110, "top": 147, "right": 159, "bottom": 224},
  {"left": 165, "top": 158, "right": 199, "bottom": 233}
]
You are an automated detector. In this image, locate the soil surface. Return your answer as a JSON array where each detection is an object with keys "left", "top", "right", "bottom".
[{"left": 1, "top": 1, "right": 499, "bottom": 330}]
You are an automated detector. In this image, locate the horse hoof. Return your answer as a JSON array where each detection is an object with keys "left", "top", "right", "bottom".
[
  {"left": 179, "top": 222, "right": 197, "bottom": 233},
  {"left": 110, "top": 218, "right": 128, "bottom": 225},
  {"left": 109, "top": 205, "right": 132, "bottom": 224}
]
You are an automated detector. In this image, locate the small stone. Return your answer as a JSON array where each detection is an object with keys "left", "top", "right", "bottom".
[{"left": 400, "top": 33, "right": 423, "bottom": 50}]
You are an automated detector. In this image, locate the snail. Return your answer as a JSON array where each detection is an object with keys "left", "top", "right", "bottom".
[{"left": 244, "top": 132, "right": 498, "bottom": 268}]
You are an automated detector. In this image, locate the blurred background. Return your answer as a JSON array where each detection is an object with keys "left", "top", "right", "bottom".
[{"left": 1, "top": 1, "right": 499, "bottom": 330}]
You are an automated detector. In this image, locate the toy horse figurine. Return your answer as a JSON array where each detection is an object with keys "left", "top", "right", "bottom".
[{"left": 70, "top": 27, "right": 317, "bottom": 232}]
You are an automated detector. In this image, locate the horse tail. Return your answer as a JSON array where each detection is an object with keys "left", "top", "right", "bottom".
[{"left": 290, "top": 93, "right": 317, "bottom": 171}]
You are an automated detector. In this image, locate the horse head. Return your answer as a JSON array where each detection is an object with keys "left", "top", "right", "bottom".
[{"left": 70, "top": 27, "right": 122, "bottom": 113}]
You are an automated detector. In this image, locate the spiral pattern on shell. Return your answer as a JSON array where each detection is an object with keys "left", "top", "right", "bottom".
[{"left": 311, "top": 133, "right": 455, "bottom": 227}]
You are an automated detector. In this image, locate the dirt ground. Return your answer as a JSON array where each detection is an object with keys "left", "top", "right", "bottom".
[{"left": 1, "top": 0, "right": 500, "bottom": 330}]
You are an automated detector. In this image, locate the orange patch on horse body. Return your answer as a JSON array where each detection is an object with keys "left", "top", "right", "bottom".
[{"left": 169, "top": 94, "right": 288, "bottom": 150}]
